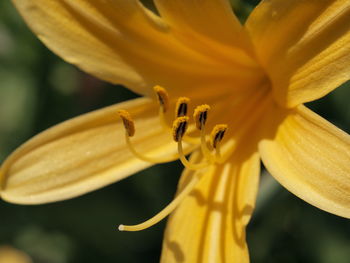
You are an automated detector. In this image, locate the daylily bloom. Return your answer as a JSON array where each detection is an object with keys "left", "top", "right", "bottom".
[
  {"left": 1, "top": 0, "right": 350, "bottom": 262},
  {"left": 0, "top": 246, "right": 32, "bottom": 263}
]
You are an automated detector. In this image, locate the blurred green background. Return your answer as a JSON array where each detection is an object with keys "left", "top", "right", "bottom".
[{"left": 0, "top": 0, "right": 349, "bottom": 262}]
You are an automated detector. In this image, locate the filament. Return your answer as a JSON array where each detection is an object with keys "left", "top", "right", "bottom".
[
  {"left": 214, "top": 140, "right": 224, "bottom": 164},
  {"left": 200, "top": 127, "right": 216, "bottom": 163},
  {"left": 178, "top": 139, "right": 210, "bottom": 170},
  {"left": 124, "top": 132, "right": 177, "bottom": 164},
  {"left": 119, "top": 172, "right": 201, "bottom": 232},
  {"left": 158, "top": 106, "right": 170, "bottom": 130}
]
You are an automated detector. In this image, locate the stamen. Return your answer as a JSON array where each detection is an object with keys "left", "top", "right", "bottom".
[
  {"left": 172, "top": 116, "right": 189, "bottom": 142},
  {"left": 153, "top": 86, "right": 198, "bottom": 144},
  {"left": 118, "top": 172, "right": 201, "bottom": 232},
  {"left": 118, "top": 110, "right": 177, "bottom": 164},
  {"left": 117, "top": 110, "right": 135, "bottom": 137},
  {"left": 193, "top": 104, "right": 210, "bottom": 130},
  {"left": 175, "top": 97, "right": 190, "bottom": 117},
  {"left": 153, "top": 87, "right": 199, "bottom": 144},
  {"left": 210, "top": 124, "right": 228, "bottom": 155},
  {"left": 153, "top": 85, "right": 169, "bottom": 113},
  {"left": 154, "top": 86, "right": 170, "bottom": 130},
  {"left": 210, "top": 125, "right": 228, "bottom": 163},
  {"left": 174, "top": 100, "right": 200, "bottom": 144},
  {"left": 193, "top": 105, "right": 216, "bottom": 163},
  {"left": 172, "top": 117, "right": 209, "bottom": 170}
]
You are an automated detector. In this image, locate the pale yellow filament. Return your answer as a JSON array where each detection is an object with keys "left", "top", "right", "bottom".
[
  {"left": 177, "top": 138, "right": 210, "bottom": 170},
  {"left": 158, "top": 106, "right": 170, "bottom": 130},
  {"left": 124, "top": 132, "right": 177, "bottom": 164},
  {"left": 214, "top": 141, "right": 224, "bottom": 164},
  {"left": 200, "top": 128, "right": 216, "bottom": 163},
  {"left": 119, "top": 173, "right": 201, "bottom": 232}
]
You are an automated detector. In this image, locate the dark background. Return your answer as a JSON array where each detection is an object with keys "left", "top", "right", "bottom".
[{"left": 0, "top": 0, "right": 349, "bottom": 262}]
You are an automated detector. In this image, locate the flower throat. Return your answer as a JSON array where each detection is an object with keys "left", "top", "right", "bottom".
[{"left": 117, "top": 85, "right": 229, "bottom": 232}]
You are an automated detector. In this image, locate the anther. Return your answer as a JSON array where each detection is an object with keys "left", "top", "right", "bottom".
[
  {"left": 118, "top": 109, "right": 179, "bottom": 164},
  {"left": 175, "top": 97, "right": 190, "bottom": 117},
  {"left": 153, "top": 85, "right": 169, "bottom": 113},
  {"left": 193, "top": 104, "right": 215, "bottom": 163},
  {"left": 173, "top": 117, "right": 210, "bottom": 170},
  {"left": 172, "top": 116, "right": 189, "bottom": 142},
  {"left": 210, "top": 124, "right": 228, "bottom": 149},
  {"left": 153, "top": 88, "right": 198, "bottom": 144},
  {"left": 193, "top": 104, "right": 210, "bottom": 130},
  {"left": 117, "top": 110, "right": 135, "bottom": 137}
]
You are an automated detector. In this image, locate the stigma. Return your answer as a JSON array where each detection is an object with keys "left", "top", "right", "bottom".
[{"left": 117, "top": 85, "right": 228, "bottom": 232}]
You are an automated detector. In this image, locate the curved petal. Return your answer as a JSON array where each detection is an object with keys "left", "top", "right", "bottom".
[
  {"left": 0, "top": 246, "right": 32, "bottom": 263},
  {"left": 12, "top": 0, "right": 237, "bottom": 97},
  {"left": 154, "top": 0, "right": 257, "bottom": 67},
  {"left": 160, "top": 148, "right": 260, "bottom": 262},
  {"left": 259, "top": 104, "right": 350, "bottom": 218},
  {"left": 155, "top": 0, "right": 242, "bottom": 44},
  {"left": 246, "top": 0, "right": 350, "bottom": 107},
  {"left": 0, "top": 98, "right": 185, "bottom": 204}
]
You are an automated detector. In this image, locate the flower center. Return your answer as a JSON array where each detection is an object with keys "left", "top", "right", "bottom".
[{"left": 117, "top": 85, "right": 229, "bottom": 232}]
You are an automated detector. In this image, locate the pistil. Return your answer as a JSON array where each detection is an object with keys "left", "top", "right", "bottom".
[{"left": 118, "top": 170, "right": 202, "bottom": 232}]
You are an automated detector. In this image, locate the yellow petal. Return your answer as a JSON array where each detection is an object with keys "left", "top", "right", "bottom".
[
  {"left": 245, "top": 0, "right": 350, "bottom": 107},
  {"left": 0, "top": 246, "right": 32, "bottom": 263},
  {"left": 154, "top": 0, "right": 258, "bottom": 67},
  {"left": 12, "top": 0, "right": 231, "bottom": 96},
  {"left": 161, "top": 148, "right": 260, "bottom": 262},
  {"left": 259, "top": 104, "right": 350, "bottom": 218},
  {"left": 0, "top": 98, "right": 182, "bottom": 204},
  {"left": 155, "top": 0, "right": 242, "bottom": 43}
]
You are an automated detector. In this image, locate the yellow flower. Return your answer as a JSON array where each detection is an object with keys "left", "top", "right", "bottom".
[
  {"left": 0, "top": 246, "right": 32, "bottom": 263},
  {"left": 1, "top": 0, "right": 350, "bottom": 262}
]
